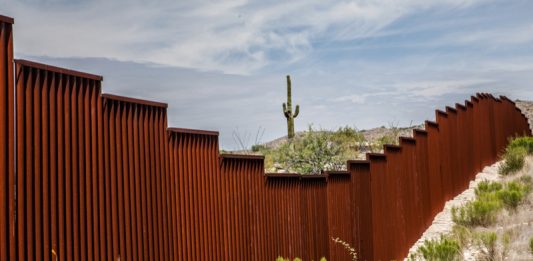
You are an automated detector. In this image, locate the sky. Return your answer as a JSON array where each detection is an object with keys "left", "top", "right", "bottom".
[{"left": 2, "top": 0, "right": 533, "bottom": 149}]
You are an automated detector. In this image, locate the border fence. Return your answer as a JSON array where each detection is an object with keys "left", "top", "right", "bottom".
[{"left": 1, "top": 14, "right": 532, "bottom": 260}]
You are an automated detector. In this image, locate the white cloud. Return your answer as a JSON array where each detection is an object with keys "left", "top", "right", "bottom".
[{"left": 1, "top": 0, "right": 489, "bottom": 74}]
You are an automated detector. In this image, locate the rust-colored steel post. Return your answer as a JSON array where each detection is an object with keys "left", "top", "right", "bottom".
[
  {"left": 464, "top": 101, "right": 475, "bottom": 183},
  {"left": 102, "top": 94, "right": 170, "bottom": 261},
  {"left": 425, "top": 120, "right": 443, "bottom": 217},
  {"left": 0, "top": 14, "right": 14, "bottom": 261},
  {"left": 167, "top": 128, "right": 220, "bottom": 260},
  {"left": 413, "top": 129, "right": 431, "bottom": 228},
  {"left": 300, "top": 175, "right": 329, "bottom": 260},
  {"left": 366, "top": 153, "right": 387, "bottom": 261},
  {"left": 219, "top": 154, "right": 264, "bottom": 260},
  {"left": 325, "top": 170, "right": 354, "bottom": 261},
  {"left": 454, "top": 103, "right": 467, "bottom": 192},
  {"left": 263, "top": 173, "right": 302, "bottom": 260},
  {"left": 445, "top": 106, "right": 460, "bottom": 196},
  {"left": 348, "top": 160, "right": 372, "bottom": 261},
  {"left": 436, "top": 110, "right": 453, "bottom": 201},
  {"left": 220, "top": 155, "right": 265, "bottom": 260},
  {"left": 14, "top": 60, "right": 103, "bottom": 260},
  {"left": 399, "top": 136, "right": 420, "bottom": 248},
  {"left": 383, "top": 144, "right": 406, "bottom": 260}
]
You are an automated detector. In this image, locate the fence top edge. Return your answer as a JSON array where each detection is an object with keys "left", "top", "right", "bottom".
[
  {"left": 425, "top": 120, "right": 439, "bottom": 128},
  {"left": 456, "top": 103, "right": 466, "bottom": 110},
  {"left": 400, "top": 136, "right": 416, "bottom": 144},
  {"left": 168, "top": 127, "right": 219, "bottom": 136},
  {"left": 0, "top": 14, "right": 14, "bottom": 24},
  {"left": 465, "top": 100, "right": 473, "bottom": 107},
  {"left": 471, "top": 95, "right": 479, "bottom": 102},
  {"left": 102, "top": 93, "right": 168, "bottom": 108},
  {"left": 301, "top": 174, "right": 327, "bottom": 180},
  {"left": 15, "top": 59, "right": 103, "bottom": 81},
  {"left": 436, "top": 109, "right": 448, "bottom": 117},
  {"left": 366, "top": 152, "right": 387, "bottom": 160},
  {"left": 347, "top": 159, "right": 370, "bottom": 165},
  {"left": 500, "top": 96, "right": 515, "bottom": 104},
  {"left": 220, "top": 153, "right": 264, "bottom": 160},
  {"left": 413, "top": 129, "right": 428, "bottom": 136},
  {"left": 325, "top": 170, "right": 351, "bottom": 176},
  {"left": 446, "top": 106, "right": 457, "bottom": 113},
  {"left": 384, "top": 144, "right": 402, "bottom": 153},
  {"left": 265, "top": 173, "right": 301, "bottom": 178}
]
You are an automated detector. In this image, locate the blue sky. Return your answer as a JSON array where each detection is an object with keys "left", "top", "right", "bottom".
[{"left": 2, "top": 0, "right": 533, "bottom": 149}]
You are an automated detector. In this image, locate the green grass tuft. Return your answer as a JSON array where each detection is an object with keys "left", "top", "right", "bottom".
[
  {"left": 415, "top": 235, "right": 461, "bottom": 261},
  {"left": 499, "top": 136, "right": 533, "bottom": 175},
  {"left": 507, "top": 136, "right": 533, "bottom": 154},
  {"left": 499, "top": 146, "right": 527, "bottom": 175},
  {"left": 530, "top": 237, "right": 533, "bottom": 255},
  {"left": 452, "top": 178, "right": 532, "bottom": 227}
]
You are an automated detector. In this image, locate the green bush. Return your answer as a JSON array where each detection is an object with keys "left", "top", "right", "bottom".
[
  {"left": 475, "top": 180, "right": 503, "bottom": 196},
  {"left": 453, "top": 178, "right": 532, "bottom": 226},
  {"left": 452, "top": 195, "right": 501, "bottom": 227},
  {"left": 499, "top": 146, "right": 527, "bottom": 175},
  {"left": 266, "top": 125, "right": 365, "bottom": 174},
  {"left": 496, "top": 180, "right": 531, "bottom": 209},
  {"left": 415, "top": 235, "right": 461, "bottom": 261},
  {"left": 507, "top": 136, "right": 533, "bottom": 154}
]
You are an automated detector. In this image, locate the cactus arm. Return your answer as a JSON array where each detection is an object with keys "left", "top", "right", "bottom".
[
  {"left": 283, "top": 103, "right": 290, "bottom": 118},
  {"left": 293, "top": 104, "right": 299, "bottom": 118}
]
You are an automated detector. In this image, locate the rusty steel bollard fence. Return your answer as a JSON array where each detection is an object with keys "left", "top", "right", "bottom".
[{"left": 1, "top": 13, "right": 532, "bottom": 261}]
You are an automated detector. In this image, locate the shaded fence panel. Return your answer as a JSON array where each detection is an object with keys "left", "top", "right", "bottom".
[
  {"left": 300, "top": 176, "right": 329, "bottom": 260},
  {"left": 102, "top": 95, "right": 171, "bottom": 261},
  {"left": 325, "top": 171, "right": 354, "bottom": 261},
  {"left": 358, "top": 94, "right": 531, "bottom": 260},
  {"left": 14, "top": 60, "right": 103, "bottom": 261},
  {"left": 167, "top": 129, "right": 220, "bottom": 261},
  {"left": 0, "top": 15, "right": 14, "bottom": 261}
]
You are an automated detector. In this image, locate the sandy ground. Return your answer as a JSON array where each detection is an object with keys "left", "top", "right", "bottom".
[{"left": 407, "top": 157, "right": 533, "bottom": 260}]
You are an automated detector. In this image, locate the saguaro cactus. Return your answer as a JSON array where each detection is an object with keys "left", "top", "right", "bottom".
[{"left": 282, "top": 75, "right": 300, "bottom": 139}]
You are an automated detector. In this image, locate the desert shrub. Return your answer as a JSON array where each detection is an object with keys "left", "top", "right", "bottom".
[
  {"left": 251, "top": 144, "right": 266, "bottom": 152},
  {"left": 501, "top": 230, "right": 512, "bottom": 259},
  {"left": 453, "top": 178, "right": 532, "bottom": 226},
  {"left": 473, "top": 231, "right": 497, "bottom": 260},
  {"left": 496, "top": 180, "right": 531, "bottom": 209},
  {"left": 471, "top": 230, "right": 513, "bottom": 261},
  {"left": 266, "top": 126, "right": 365, "bottom": 174},
  {"left": 507, "top": 136, "right": 533, "bottom": 154},
  {"left": 499, "top": 146, "right": 527, "bottom": 175},
  {"left": 530, "top": 237, "right": 533, "bottom": 254},
  {"left": 451, "top": 225, "right": 472, "bottom": 247},
  {"left": 452, "top": 195, "right": 501, "bottom": 227},
  {"left": 415, "top": 235, "right": 461, "bottom": 261},
  {"left": 475, "top": 181, "right": 503, "bottom": 196}
]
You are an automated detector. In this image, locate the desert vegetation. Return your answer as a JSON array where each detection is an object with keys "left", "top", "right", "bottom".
[
  {"left": 251, "top": 123, "right": 416, "bottom": 174},
  {"left": 411, "top": 136, "right": 533, "bottom": 260},
  {"left": 498, "top": 136, "right": 533, "bottom": 175}
]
